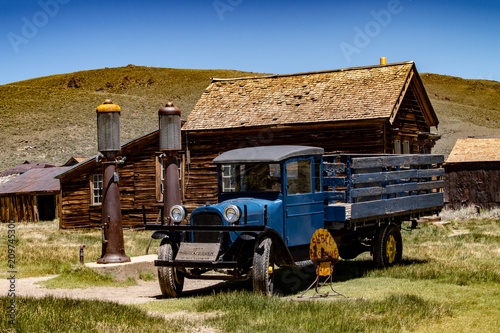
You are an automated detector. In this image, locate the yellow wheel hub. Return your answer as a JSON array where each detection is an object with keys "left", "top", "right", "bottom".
[{"left": 386, "top": 234, "right": 397, "bottom": 264}]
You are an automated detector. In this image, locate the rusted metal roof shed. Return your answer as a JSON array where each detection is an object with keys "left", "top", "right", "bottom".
[
  {"left": 0, "top": 167, "right": 69, "bottom": 222},
  {"left": 0, "top": 161, "right": 56, "bottom": 177}
]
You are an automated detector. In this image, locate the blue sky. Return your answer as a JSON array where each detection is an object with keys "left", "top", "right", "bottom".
[{"left": 1, "top": 0, "right": 499, "bottom": 85}]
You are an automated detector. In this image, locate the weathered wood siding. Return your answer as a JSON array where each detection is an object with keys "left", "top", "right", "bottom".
[
  {"left": 444, "top": 162, "right": 500, "bottom": 209},
  {"left": 389, "top": 84, "right": 436, "bottom": 154},
  {"left": 0, "top": 195, "right": 38, "bottom": 222},
  {"left": 0, "top": 193, "right": 61, "bottom": 222},
  {"left": 59, "top": 132, "right": 163, "bottom": 229}
]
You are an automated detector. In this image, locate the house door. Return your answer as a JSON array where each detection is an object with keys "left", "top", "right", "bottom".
[
  {"left": 38, "top": 195, "right": 56, "bottom": 221},
  {"left": 284, "top": 158, "right": 324, "bottom": 247}
]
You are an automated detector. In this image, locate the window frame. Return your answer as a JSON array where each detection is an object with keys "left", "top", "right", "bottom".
[{"left": 90, "top": 174, "right": 103, "bottom": 205}]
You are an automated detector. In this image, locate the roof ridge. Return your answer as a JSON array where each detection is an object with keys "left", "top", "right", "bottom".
[{"left": 211, "top": 61, "right": 415, "bottom": 82}]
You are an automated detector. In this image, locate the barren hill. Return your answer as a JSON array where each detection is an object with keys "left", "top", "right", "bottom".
[
  {"left": 420, "top": 73, "right": 500, "bottom": 157},
  {"left": 0, "top": 66, "right": 258, "bottom": 171},
  {"left": 0, "top": 66, "right": 498, "bottom": 171}
]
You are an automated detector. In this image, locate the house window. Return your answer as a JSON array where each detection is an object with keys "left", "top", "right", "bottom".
[
  {"left": 156, "top": 155, "right": 183, "bottom": 202},
  {"left": 403, "top": 140, "right": 411, "bottom": 154},
  {"left": 394, "top": 139, "right": 401, "bottom": 154},
  {"left": 91, "top": 174, "right": 103, "bottom": 205},
  {"left": 222, "top": 165, "right": 235, "bottom": 192}
]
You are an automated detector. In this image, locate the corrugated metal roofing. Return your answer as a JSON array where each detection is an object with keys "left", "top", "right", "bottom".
[
  {"left": 183, "top": 62, "right": 426, "bottom": 131},
  {"left": 0, "top": 161, "right": 56, "bottom": 177},
  {"left": 0, "top": 167, "right": 69, "bottom": 195},
  {"left": 446, "top": 138, "right": 500, "bottom": 163}
]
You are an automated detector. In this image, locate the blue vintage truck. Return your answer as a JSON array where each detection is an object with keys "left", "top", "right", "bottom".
[{"left": 145, "top": 145, "right": 444, "bottom": 297}]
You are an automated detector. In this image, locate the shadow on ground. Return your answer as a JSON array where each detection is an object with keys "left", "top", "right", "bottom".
[{"left": 155, "top": 257, "right": 429, "bottom": 299}]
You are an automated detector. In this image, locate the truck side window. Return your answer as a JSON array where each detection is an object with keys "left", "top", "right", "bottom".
[{"left": 286, "top": 160, "right": 312, "bottom": 195}]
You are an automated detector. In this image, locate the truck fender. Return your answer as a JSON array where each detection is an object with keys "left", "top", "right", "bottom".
[
  {"left": 254, "top": 229, "right": 295, "bottom": 267},
  {"left": 150, "top": 230, "right": 171, "bottom": 240}
]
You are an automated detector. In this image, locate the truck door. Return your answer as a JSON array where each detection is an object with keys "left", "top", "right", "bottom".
[{"left": 283, "top": 157, "right": 324, "bottom": 247}]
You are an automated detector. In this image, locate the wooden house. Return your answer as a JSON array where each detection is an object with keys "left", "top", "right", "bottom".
[
  {"left": 0, "top": 167, "right": 68, "bottom": 222},
  {"left": 444, "top": 138, "right": 500, "bottom": 209},
  {"left": 57, "top": 61, "right": 440, "bottom": 228}
]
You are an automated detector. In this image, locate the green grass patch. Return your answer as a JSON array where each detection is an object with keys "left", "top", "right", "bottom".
[
  {"left": 39, "top": 264, "right": 137, "bottom": 289},
  {"left": 0, "top": 296, "right": 186, "bottom": 333},
  {"left": 138, "top": 270, "right": 156, "bottom": 282},
  {"left": 188, "top": 291, "right": 451, "bottom": 333}
]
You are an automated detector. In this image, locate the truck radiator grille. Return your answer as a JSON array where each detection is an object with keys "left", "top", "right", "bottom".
[{"left": 192, "top": 212, "right": 222, "bottom": 243}]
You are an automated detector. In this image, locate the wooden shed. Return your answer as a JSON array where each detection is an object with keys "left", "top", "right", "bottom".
[
  {"left": 57, "top": 61, "right": 439, "bottom": 228},
  {"left": 0, "top": 167, "right": 68, "bottom": 222},
  {"left": 444, "top": 138, "right": 500, "bottom": 209}
]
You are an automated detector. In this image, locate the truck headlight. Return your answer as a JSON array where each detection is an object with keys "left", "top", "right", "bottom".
[
  {"left": 169, "top": 205, "right": 186, "bottom": 224},
  {"left": 224, "top": 205, "right": 241, "bottom": 224}
]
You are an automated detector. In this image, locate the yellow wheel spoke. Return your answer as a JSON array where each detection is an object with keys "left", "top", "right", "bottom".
[{"left": 386, "top": 234, "right": 397, "bottom": 263}]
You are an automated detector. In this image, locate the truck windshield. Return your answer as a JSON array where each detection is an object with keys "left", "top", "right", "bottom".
[{"left": 221, "top": 163, "right": 281, "bottom": 193}]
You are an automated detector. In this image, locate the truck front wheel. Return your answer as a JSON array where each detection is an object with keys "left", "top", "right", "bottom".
[
  {"left": 253, "top": 237, "right": 274, "bottom": 296},
  {"left": 158, "top": 238, "right": 184, "bottom": 298},
  {"left": 373, "top": 224, "right": 402, "bottom": 268}
]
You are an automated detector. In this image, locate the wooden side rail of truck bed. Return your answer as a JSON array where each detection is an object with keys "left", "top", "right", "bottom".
[{"left": 323, "top": 154, "right": 444, "bottom": 223}]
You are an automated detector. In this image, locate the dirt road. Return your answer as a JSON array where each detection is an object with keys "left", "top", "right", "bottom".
[{"left": 0, "top": 276, "right": 238, "bottom": 304}]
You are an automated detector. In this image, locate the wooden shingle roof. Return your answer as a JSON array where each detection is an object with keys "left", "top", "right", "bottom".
[
  {"left": 446, "top": 138, "right": 500, "bottom": 163},
  {"left": 184, "top": 61, "right": 437, "bottom": 131}
]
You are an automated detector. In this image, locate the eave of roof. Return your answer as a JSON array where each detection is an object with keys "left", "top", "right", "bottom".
[{"left": 56, "top": 130, "right": 159, "bottom": 180}]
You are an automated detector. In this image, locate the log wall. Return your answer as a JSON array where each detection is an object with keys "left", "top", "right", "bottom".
[
  {"left": 444, "top": 162, "right": 500, "bottom": 209},
  {"left": 0, "top": 193, "right": 61, "bottom": 222}
]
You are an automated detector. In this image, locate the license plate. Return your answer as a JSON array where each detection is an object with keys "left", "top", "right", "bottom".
[{"left": 175, "top": 242, "right": 220, "bottom": 261}]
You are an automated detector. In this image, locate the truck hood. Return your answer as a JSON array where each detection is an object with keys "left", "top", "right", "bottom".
[{"left": 191, "top": 197, "right": 283, "bottom": 226}]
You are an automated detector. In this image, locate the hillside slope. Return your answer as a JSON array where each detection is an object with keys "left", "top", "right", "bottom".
[
  {"left": 0, "top": 66, "right": 498, "bottom": 171},
  {"left": 0, "top": 66, "right": 259, "bottom": 171},
  {"left": 420, "top": 73, "right": 500, "bottom": 157}
]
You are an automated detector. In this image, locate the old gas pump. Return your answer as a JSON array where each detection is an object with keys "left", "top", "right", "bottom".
[
  {"left": 158, "top": 102, "right": 183, "bottom": 224},
  {"left": 96, "top": 99, "right": 130, "bottom": 264}
]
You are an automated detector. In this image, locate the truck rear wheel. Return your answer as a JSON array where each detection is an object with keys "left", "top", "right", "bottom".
[
  {"left": 373, "top": 224, "right": 402, "bottom": 268},
  {"left": 253, "top": 237, "right": 274, "bottom": 296},
  {"left": 158, "top": 238, "right": 184, "bottom": 298}
]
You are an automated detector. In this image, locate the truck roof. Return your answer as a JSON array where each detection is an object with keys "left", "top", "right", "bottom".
[{"left": 213, "top": 145, "right": 324, "bottom": 164}]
